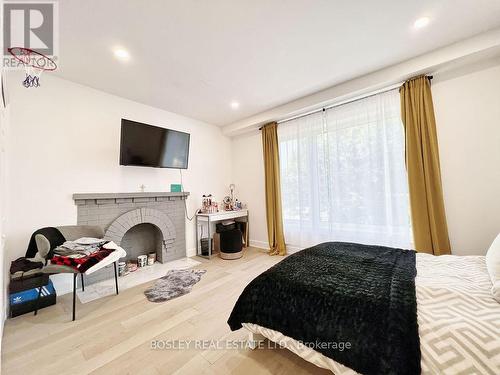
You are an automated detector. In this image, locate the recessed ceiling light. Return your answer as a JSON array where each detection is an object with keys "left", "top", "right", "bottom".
[
  {"left": 414, "top": 17, "right": 430, "bottom": 29},
  {"left": 113, "top": 47, "right": 130, "bottom": 61},
  {"left": 230, "top": 101, "right": 240, "bottom": 109}
]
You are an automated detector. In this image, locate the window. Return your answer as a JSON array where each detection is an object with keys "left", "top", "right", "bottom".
[{"left": 278, "top": 89, "right": 412, "bottom": 249}]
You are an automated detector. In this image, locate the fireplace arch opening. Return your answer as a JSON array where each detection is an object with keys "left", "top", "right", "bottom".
[
  {"left": 104, "top": 207, "right": 176, "bottom": 263},
  {"left": 120, "top": 223, "right": 163, "bottom": 262}
]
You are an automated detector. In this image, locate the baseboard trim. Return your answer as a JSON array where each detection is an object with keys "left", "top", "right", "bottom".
[
  {"left": 249, "top": 240, "right": 269, "bottom": 250},
  {"left": 249, "top": 240, "right": 303, "bottom": 254},
  {"left": 186, "top": 247, "right": 196, "bottom": 258}
]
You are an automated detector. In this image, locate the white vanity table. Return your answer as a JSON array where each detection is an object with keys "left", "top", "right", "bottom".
[{"left": 195, "top": 209, "right": 249, "bottom": 259}]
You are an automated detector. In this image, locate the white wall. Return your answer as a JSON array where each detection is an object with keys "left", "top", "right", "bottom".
[
  {"left": 231, "top": 61, "right": 500, "bottom": 256},
  {"left": 231, "top": 133, "right": 268, "bottom": 249},
  {"left": 0, "top": 0, "right": 7, "bottom": 358},
  {"left": 0, "top": 75, "right": 9, "bottom": 361},
  {"left": 433, "top": 62, "right": 500, "bottom": 255},
  {"left": 5, "top": 73, "right": 232, "bottom": 293}
]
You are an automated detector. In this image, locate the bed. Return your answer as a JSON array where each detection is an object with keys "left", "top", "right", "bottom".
[{"left": 227, "top": 242, "right": 500, "bottom": 375}]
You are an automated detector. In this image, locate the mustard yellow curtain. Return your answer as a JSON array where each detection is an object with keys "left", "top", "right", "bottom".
[
  {"left": 261, "top": 122, "right": 286, "bottom": 255},
  {"left": 400, "top": 76, "right": 451, "bottom": 255}
]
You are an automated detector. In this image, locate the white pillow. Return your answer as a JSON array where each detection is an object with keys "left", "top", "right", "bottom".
[{"left": 485, "top": 232, "right": 500, "bottom": 302}]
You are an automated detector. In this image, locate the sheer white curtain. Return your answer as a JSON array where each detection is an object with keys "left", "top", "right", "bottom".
[{"left": 278, "top": 89, "right": 412, "bottom": 250}]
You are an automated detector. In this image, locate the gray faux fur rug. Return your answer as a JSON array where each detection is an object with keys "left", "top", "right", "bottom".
[{"left": 144, "top": 269, "right": 206, "bottom": 302}]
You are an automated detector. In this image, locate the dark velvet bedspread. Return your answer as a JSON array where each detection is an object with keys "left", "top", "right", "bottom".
[{"left": 227, "top": 242, "right": 420, "bottom": 375}]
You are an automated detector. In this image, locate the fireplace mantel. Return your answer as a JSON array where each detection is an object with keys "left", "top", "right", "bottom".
[{"left": 73, "top": 191, "right": 190, "bottom": 202}]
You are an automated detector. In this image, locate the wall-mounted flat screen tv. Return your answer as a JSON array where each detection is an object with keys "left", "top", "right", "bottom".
[{"left": 120, "top": 119, "right": 190, "bottom": 169}]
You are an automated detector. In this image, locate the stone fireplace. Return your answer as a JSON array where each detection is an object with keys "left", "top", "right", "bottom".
[{"left": 72, "top": 192, "right": 189, "bottom": 282}]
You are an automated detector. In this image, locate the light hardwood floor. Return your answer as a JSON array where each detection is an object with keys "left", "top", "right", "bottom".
[{"left": 2, "top": 248, "right": 330, "bottom": 375}]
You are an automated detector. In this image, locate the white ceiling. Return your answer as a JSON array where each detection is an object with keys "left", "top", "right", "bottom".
[{"left": 56, "top": 0, "right": 500, "bottom": 126}]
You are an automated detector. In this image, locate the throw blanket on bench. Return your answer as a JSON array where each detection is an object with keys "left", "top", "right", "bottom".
[
  {"left": 51, "top": 247, "right": 114, "bottom": 273},
  {"left": 227, "top": 242, "right": 420, "bottom": 375}
]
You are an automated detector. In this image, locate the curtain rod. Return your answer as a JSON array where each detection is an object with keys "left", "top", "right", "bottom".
[{"left": 259, "top": 76, "right": 433, "bottom": 129}]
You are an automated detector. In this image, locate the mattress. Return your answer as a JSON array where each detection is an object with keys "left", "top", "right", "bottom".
[{"left": 243, "top": 253, "right": 500, "bottom": 374}]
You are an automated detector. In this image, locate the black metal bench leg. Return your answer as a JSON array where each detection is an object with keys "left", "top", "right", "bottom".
[
  {"left": 80, "top": 273, "right": 85, "bottom": 292},
  {"left": 34, "top": 285, "right": 43, "bottom": 316},
  {"left": 114, "top": 261, "right": 119, "bottom": 295},
  {"left": 72, "top": 273, "right": 77, "bottom": 321}
]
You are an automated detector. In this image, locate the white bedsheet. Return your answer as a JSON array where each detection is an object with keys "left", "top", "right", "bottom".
[{"left": 244, "top": 254, "right": 500, "bottom": 374}]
